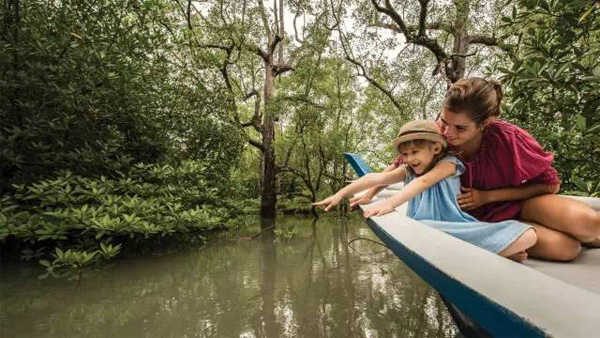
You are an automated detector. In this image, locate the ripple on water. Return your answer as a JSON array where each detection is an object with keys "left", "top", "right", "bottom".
[{"left": 0, "top": 214, "right": 457, "bottom": 337}]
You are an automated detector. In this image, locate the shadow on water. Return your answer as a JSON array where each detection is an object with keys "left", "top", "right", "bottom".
[{"left": 0, "top": 214, "right": 458, "bottom": 337}]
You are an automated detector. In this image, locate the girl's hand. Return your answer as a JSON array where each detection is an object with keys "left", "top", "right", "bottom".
[
  {"left": 457, "top": 187, "right": 489, "bottom": 210},
  {"left": 312, "top": 194, "right": 343, "bottom": 212},
  {"left": 363, "top": 203, "right": 395, "bottom": 218},
  {"left": 349, "top": 194, "right": 373, "bottom": 209}
]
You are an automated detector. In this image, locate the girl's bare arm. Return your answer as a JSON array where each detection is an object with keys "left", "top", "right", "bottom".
[
  {"left": 353, "top": 163, "right": 399, "bottom": 202},
  {"left": 313, "top": 166, "right": 407, "bottom": 211},
  {"left": 364, "top": 161, "right": 456, "bottom": 217}
]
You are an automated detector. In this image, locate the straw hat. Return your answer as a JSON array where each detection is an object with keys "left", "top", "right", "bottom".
[{"left": 393, "top": 120, "right": 447, "bottom": 149}]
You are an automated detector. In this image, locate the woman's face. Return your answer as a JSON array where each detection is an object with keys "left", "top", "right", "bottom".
[{"left": 438, "top": 109, "right": 482, "bottom": 147}]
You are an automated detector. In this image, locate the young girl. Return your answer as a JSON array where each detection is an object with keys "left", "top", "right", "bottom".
[{"left": 313, "top": 120, "right": 537, "bottom": 262}]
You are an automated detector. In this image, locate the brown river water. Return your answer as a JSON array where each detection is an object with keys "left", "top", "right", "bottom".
[{"left": 0, "top": 214, "right": 457, "bottom": 337}]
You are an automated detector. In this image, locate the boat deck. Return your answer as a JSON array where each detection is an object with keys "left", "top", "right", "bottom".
[
  {"left": 526, "top": 248, "right": 599, "bottom": 295},
  {"left": 362, "top": 199, "right": 600, "bottom": 337}
]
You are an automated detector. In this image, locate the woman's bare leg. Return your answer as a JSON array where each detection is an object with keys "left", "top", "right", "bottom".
[
  {"left": 498, "top": 228, "right": 537, "bottom": 262},
  {"left": 524, "top": 223, "right": 581, "bottom": 261},
  {"left": 520, "top": 195, "right": 600, "bottom": 245}
]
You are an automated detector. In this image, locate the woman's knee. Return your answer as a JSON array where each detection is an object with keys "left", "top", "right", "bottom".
[
  {"left": 529, "top": 231, "right": 581, "bottom": 262},
  {"left": 572, "top": 209, "right": 600, "bottom": 241},
  {"left": 549, "top": 237, "right": 581, "bottom": 262}
]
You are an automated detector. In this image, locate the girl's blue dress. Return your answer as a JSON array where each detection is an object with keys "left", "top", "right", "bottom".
[{"left": 405, "top": 155, "right": 532, "bottom": 253}]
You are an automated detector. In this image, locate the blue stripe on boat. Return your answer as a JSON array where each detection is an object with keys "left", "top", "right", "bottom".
[{"left": 343, "top": 152, "right": 372, "bottom": 177}]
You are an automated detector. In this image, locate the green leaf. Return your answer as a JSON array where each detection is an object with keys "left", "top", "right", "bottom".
[
  {"left": 579, "top": 4, "right": 596, "bottom": 24},
  {"left": 575, "top": 114, "right": 586, "bottom": 131},
  {"left": 554, "top": 63, "right": 570, "bottom": 79},
  {"left": 587, "top": 122, "right": 600, "bottom": 134},
  {"left": 572, "top": 176, "right": 588, "bottom": 192}
]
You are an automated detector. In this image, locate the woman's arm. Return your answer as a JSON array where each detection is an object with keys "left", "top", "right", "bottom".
[
  {"left": 313, "top": 166, "right": 407, "bottom": 211},
  {"left": 458, "top": 183, "right": 560, "bottom": 211},
  {"left": 364, "top": 161, "right": 456, "bottom": 217}
]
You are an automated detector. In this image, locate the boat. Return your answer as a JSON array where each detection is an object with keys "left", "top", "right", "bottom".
[{"left": 343, "top": 152, "right": 600, "bottom": 337}]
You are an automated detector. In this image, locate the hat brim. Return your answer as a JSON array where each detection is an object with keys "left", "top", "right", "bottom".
[{"left": 393, "top": 132, "right": 447, "bottom": 150}]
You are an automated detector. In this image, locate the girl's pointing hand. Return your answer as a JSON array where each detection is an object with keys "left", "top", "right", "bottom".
[
  {"left": 363, "top": 203, "right": 394, "bottom": 218},
  {"left": 349, "top": 194, "right": 373, "bottom": 209},
  {"left": 312, "top": 194, "right": 342, "bottom": 212}
]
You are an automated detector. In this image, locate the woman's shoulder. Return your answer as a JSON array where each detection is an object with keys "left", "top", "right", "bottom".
[
  {"left": 486, "top": 120, "right": 533, "bottom": 139},
  {"left": 482, "top": 119, "right": 553, "bottom": 168}
]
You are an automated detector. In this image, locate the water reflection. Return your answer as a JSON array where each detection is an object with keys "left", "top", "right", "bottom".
[{"left": 0, "top": 214, "right": 457, "bottom": 337}]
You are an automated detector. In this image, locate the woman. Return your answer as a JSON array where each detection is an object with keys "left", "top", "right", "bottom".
[{"left": 353, "top": 77, "right": 600, "bottom": 261}]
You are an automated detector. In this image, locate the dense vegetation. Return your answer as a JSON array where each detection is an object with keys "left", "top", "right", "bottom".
[
  {"left": 1, "top": 0, "right": 598, "bottom": 271},
  {"left": 498, "top": 0, "right": 600, "bottom": 195}
]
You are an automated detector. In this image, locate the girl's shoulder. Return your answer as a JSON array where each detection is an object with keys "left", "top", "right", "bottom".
[
  {"left": 439, "top": 154, "right": 463, "bottom": 164},
  {"left": 438, "top": 155, "right": 465, "bottom": 176}
]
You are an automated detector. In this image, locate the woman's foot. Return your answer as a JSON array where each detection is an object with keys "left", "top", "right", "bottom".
[{"left": 508, "top": 251, "right": 528, "bottom": 262}]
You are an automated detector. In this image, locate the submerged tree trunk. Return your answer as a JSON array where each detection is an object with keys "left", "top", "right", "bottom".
[{"left": 260, "top": 60, "right": 277, "bottom": 218}]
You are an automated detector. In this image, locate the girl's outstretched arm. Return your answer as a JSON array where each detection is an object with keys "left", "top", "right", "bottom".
[
  {"left": 364, "top": 161, "right": 456, "bottom": 218},
  {"left": 313, "top": 166, "right": 407, "bottom": 212},
  {"left": 349, "top": 162, "right": 399, "bottom": 208}
]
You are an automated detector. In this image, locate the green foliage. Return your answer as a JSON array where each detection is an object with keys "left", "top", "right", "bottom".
[
  {"left": 0, "top": 0, "right": 241, "bottom": 191},
  {"left": 274, "top": 57, "right": 369, "bottom": 206},
  {"left": 0, "top": 160, "right": 235, "bottom": 274},
  {"left": 498, "top": 0, "right": 600, "bottom": 196},
  {"left": 0, "top": 0, "right": 245, "bottom": 272}
]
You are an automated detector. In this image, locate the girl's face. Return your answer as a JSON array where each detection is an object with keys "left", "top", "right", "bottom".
[
  {"left": 438, "top": 109, "right": 482, "bottom": 147},
  {"left": 399, "top": 142, "right": 442, "bottom": 175}
]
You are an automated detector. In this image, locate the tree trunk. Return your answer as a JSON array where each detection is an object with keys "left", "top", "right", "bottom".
[
  {"left": 260, "top": 61, "right": 277, "bottom": 218},
  {"left": 451, "top": 0, "right": 470, "bottom": 81}
]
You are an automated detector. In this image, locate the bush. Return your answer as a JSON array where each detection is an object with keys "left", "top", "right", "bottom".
[
  {"left": 0, "top": 160, "right": 235, "bottom": 275},
  {"left": 498, "top": 0, "right": 600, "bottom": 196}
]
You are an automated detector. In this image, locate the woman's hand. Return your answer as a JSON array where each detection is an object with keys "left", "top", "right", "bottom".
[
  {"left": 363, "top": 202, "right": 395, "bottom": 218},
  {"left": 312, "top": 194, "right": 343, "bottom": 212},
  {"left": 348, "top": 194, "right": 373, "bottom": 209},
  {"left": 457, "top": 187, "right": 489, "bottom": 210}
]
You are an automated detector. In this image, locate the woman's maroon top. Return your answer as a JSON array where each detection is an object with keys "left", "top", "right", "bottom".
[{"left": 392, "top": 120, "right": 560, "bottom": 222}]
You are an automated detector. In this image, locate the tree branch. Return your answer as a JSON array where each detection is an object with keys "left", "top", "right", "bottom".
[
  {"left": 370, "top": 20, "right": 453, "bottom": 35},
  {"left": 417, "top": 0, "right": 430, "bottom": 37},
  {"left": 268, "top": 34, "right": 283, "bottom": 58},
  {"left": 248, "top": 138, "right": 265, "bottom": 151},
  {"left": 371, "top": 0, "right": 449, "bottom": 63},
  {"left": 345, "top": 55, "right": 405, "bottom": 112},
  {"left": 450, "top": 51, "right": 477, "bottom": 57},
  {"left": 274, "top": 63, "right": 293, "bottom": 76},
  {"left": 331, "top": 1, "right": 404, "bottom": 112},
  {"left": 278, "top": 165, "right": 314, "bottom": 189},
  {"left": 257, "top": 0, "right": 272, "bottom": 40},
  {"left": 241, "top": 90, "right": 262, "bottom": 133},
  {"left": 469, "top": 34, "right": 511, "bottom": 51}
]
